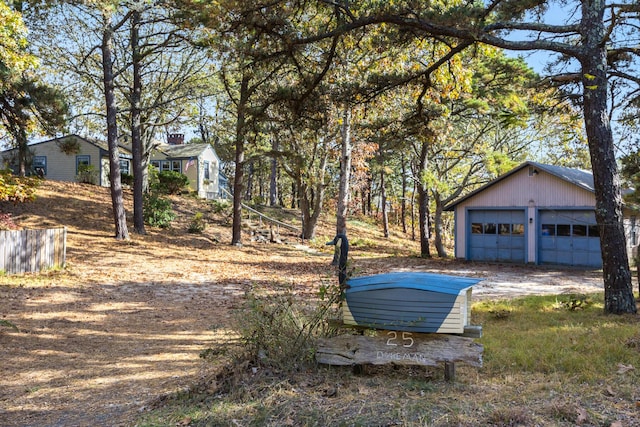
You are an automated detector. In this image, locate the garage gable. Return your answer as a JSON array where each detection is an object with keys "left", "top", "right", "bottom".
[{"left": 446, "top": 161, "right": 604, "bottom": 267}]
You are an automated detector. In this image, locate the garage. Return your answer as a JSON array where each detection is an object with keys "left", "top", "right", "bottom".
[
  {"left": 446, "top": 161, "right": 638, "bottom": 267},
  {"left": 468, "top": 209, "right": 526, "bottom": 263},
  {"left": 538, "top": 210, "right": 601, "bottom": 267}
]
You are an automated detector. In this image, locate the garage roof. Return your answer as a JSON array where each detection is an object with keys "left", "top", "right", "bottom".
[{"left": 444, "top": 161, "right": 594, "bottom": 211}]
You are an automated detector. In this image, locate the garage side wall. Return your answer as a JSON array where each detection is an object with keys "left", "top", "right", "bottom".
[{"left": 454, "top": 168, "right": 596, "bottom": 262}]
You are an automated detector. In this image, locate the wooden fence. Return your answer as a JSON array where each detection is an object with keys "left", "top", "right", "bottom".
[{"left": 0, "top": 228, "right": 67, "bottom": 274}]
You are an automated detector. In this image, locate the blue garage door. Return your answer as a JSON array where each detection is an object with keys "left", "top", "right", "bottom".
[
  {"left": 469, "top": 210, "right": 526, "bottom": 263},
  {"left": 539, "top": 210, "right": 601, "bottom": 268}
]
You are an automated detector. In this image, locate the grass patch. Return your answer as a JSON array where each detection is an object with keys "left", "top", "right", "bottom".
[
  {"left": 137, "top": 292, "right": 640, "bottom": 426},
  {"left": 474, "top": 293, "right": 640, "bottom": 382}
]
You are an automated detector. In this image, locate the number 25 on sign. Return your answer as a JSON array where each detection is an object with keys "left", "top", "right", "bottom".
[{"left": 386, "top": 331, "right": 414, "bottom": 348}]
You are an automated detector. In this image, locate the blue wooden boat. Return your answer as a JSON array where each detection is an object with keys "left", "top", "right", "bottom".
[{"left": 327, "top": 234, "right": 483, "bottom": 334}]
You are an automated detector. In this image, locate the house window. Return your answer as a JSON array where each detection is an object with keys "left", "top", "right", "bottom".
[
  {"left": 76, "top": 155, "right": 90, "bottom": 174},
  {"left": 119, "top": 159, "right": 130, "bottom": 175},
  {"left": 483, "top": 223, "right": 497, "bottom": 234},
  {"left": 573, "top": 224, "right": 587, "bottom": 237},
  {"left": 203, "top": 160, "right": 210, "bottom": 180},
  {"left": 498, "top": 223, "right": 511, "bottom": 235},
  {"left": 33, "top": 156, "right": 47, "bottom": 176},
  {"left": 557, "top": 224, "right": 571, "bottom": 237},
  {"left": 151, "top": 160, "right": 182, "bottom": 172},
  {"left": 512, "top": 224, "right": 524, "bottom": 235},
  {"left": 541, "top": 224, "right": 556, "bottom": 236}
]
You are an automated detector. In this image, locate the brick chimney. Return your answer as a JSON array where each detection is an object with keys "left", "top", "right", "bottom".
[{"left": 167, "top": 133, "right": 185, "bottom": 145}]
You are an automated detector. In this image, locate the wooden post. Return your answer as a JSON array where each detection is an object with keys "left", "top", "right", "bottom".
[{"left": 444, "top": 361, "right": 455, "bottom": 382}]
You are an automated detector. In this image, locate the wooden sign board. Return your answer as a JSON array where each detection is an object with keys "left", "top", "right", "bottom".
[{"left": 316, "top": 331, "right": 483, "bottom": 369}]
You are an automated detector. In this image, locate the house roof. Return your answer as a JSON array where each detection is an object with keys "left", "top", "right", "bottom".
[
  {"left": 156, "top": 143, "right": 214, "bottom": 160},
  {"left": 444, "top": 161, "right": 594, "bottom": 211},
  {"left": 0, "top": 134, "right": 132, "bottom": 156}
]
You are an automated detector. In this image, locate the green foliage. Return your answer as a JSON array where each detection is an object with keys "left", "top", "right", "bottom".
[
  {"left": 0, "top": 319, "right": 18, "bottom": 332},
  {"left": 144, "top": 167, "right": 176, "bottom": 228},
  {"left": 209, "top": 199, "right": 230, "bottom": 214},
  {"left": 56, "top": 138, "right": 81, "bottom": 155},
  {"left": 76, "top": 164, "right": 97, "bottom": 185},
  {"left": 143, "top": 192, "right": 175, "bottom": 228},
  {"left": 230, "top": 283, "right": 341, "bottom": 372},
  {"left": 120, "top": 173, "right": 134, "bottom": 187},
  {"left": 155, "top": 170, "right": 189, "bottom": 195},
  {"left": 0, "top": 2, "right": 36, "bottom": 86},
  {"left": 187, "top": 212, "right": 206, "bottom": 233},
  {"left": 620, "top": 151, "right": 640, "bottom": 206},
  {"left": 0, "top": 169, "right": 39, "bottom": 203}
]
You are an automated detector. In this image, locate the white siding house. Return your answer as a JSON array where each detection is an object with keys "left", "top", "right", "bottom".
[
  {"left": 1, "top": 134, "right": 225, "bottom": 199},
  {"left": 149, "top": 135, "right": 223, "bottom": 199},
  {"left": 1, "top": 135, "right": 132, "bottom": 187},
  {"left": 445, "top": 161, "right": 639, "bottom": 268}
]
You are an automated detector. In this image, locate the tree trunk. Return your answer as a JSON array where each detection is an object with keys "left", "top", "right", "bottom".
[
  {"left": 17, "top": 127, "right": 27, "bottom": 177},
  {"left": 270, "top": 137, "right": 278, "bottom": 206},
  {"left": 401, "top": 153, "right": 408, "bottom": 234},
  {"left": 417, "top": 183, "right": 431, "bottom": 258},
  {"left": 245, "top": 160, "right": 254, "bottom": 200},
  {"left": 410, "top": 177, "right": 416, "bottom": 241},
  {"left": 336, "top": 105, "right": 352, "bottom": 236},
  {"left": 299, "top": 147, "right": 328, "bottom": 239},
  {"left": 231, "top": 74, "right": 249, "bottom": 246},
  {"left": 290, "top": 182, "right": 297, "bottom": 209},
  {"left": 380, "top": 160, "right": 389, "bottom": 238},
  {"left": 416, "top": 142, "right": 430, "bottom": 257},
  {"left": 130, "top": 9, "right": 145, "bottom": 235},
  {"left": 101, "top": 13, "right": 129, "bottom": 241},
  {"left": 433, "top": 192, "right": 447, "bottom": 257},
  {"left": 581, "top": 2, "right": 636, "bottom": 314}
]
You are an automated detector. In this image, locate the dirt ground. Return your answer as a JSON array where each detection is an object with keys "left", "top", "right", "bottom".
[{"left": 0, "top": 181, "right": 609, "bottom": 427}]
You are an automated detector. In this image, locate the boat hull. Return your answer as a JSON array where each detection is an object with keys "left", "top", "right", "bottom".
[{"left": 342, "top": 272, "right": 481, "bottom": 334}]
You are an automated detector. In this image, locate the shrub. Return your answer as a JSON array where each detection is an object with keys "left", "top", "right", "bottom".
[
  {"left": 228, "top": 282, "right": 342, "bottom": 372},
  {"left": 156, "top": 170, "right": 189, "bottom": 195},
  {"left": 143, "top": 192, "right": 175, "bottom": 228},
  {"left": 76, "top": 164, "right": 97, "bottom": 185},
  {"left": 0, "top": 169, "right": 39, "bottom": 203},
  {"left": 210, "top": 199, "right": 231, "bottom": 214},
  {"left": 188, "top": 212, "right": 206, "bottom": 233},
  {"left": 120, "top": 173, "right": 134, "bottom": 187}
]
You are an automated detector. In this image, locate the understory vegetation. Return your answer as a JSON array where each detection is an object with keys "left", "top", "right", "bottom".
[{"left": 137, "top": 292, "right": 640, "bottom": 427}]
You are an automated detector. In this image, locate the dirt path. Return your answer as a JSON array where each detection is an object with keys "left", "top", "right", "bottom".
[
  {"left": 0, "top": 181, "right": 611, "bottom": 426},
  {"left": 1, "top": 253, "right": 605, "bottom": 426},
  {"left": 1, "top": 237, "right": 330, "bottom": 427}
]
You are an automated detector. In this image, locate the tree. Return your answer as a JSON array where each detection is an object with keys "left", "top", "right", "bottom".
[
  {"left": 260, "top": 0, "right": 636, "bottom": 313},
  {"left": 100, "top": 3, "right": 130, "bottom": 241},
  {"left": 0, "top": 2, "right": 67, "bottom": 174},
  {"left": 621, "top": 150, "right": 640, "bottom": 207},
  {"left": 0, "top": 75, "right": 68, "bottom": 175},
  {"left": 120, "top": 4, "right": 215, "bottom": 234}
]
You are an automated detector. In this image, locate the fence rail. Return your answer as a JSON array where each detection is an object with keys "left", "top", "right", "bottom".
[
  {"left": 220, "top": 188, "right": 302, "bottom": 234},
  {"left": 0, "top": 228, "right": 67, "bottom": 274}
]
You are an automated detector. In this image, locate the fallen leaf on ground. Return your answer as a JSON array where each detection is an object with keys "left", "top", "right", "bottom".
[{"left": 616, "top": 363, "right": 635, "bottom": 374}]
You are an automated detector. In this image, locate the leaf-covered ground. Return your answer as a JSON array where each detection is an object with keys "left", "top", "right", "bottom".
[{"left": 0, "top": 180, "right": 615, "bottom": 426}]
